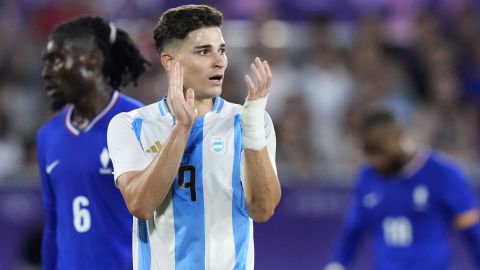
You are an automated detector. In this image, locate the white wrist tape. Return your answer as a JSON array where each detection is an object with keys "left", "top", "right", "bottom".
[
  {"left": 241, "top": 96, "right": 267, "bottom": 150},
  {"left": 324, "top": 263, "right": 346, "bottom": 270}
]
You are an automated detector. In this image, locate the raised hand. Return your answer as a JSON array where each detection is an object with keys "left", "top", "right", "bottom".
[
  {"left": 167, "top": 60, "right": 198, "bottom": 128},
  {"left": 241, "top": 57, "right": 271, "bottom": 150},
  {"left": 244, "top": 57, "right": 272, "bottom": 101}
]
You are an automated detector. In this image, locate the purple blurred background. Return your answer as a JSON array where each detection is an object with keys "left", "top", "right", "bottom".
[{"left": 2, "top": 0, "right": 480, "bottom": 269}]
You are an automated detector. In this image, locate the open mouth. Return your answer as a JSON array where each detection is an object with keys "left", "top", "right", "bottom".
[{"left": 209, "top": 75, "right": 223, "bottom": 82}]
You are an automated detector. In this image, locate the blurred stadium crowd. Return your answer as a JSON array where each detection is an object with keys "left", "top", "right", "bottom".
[{"left": 1, "top": 0, "right": 480, "bottom": 186}]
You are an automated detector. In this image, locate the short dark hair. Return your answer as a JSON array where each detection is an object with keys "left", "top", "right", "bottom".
[
  {"left": 52, "top": 16, "right": 150, "bottom": 89},
  {"left": 153, "top": 4, "right": 223, "bottom": 53},
  {"left": 359, "top": 107, "right": 398, "bottom": 135}
]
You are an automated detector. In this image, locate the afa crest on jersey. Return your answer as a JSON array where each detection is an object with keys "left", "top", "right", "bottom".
[{"left": 211, "top": 136, "right": 225, "bottom": 155}]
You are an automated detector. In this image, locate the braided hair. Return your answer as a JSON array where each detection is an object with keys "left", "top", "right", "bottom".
[{"left": 52, "top": 16, "right": 150, "bottom": 89}]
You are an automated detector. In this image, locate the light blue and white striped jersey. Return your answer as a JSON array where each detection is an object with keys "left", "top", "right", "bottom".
[{"left": 107, "top": 96, "right": 277, "bottom": 270}]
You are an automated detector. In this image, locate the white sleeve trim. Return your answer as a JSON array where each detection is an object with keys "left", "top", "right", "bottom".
[{"left": 107, "top": 112, "right": 149, "bottom": 187}]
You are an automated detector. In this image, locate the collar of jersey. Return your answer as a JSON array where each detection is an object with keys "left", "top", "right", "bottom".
[
  {"left": 65, "top": 91, "right": 120, "bottom": 136},
  {"left": 401, "top": 147, "right": 431, "bottom": 178},
  {"left": 158, "top": 95, "right": 225, "bottom": 126}
]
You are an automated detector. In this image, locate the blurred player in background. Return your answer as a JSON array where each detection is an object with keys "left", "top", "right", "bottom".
[
  {"left": 37, "top": 16, "right": 150, "bottom": 269},
  {"left": 107, "top": 4, "right": 281, "bottom": 270},
  {"left": 324, "top": 108, "right": 480, "bottom": 270}
]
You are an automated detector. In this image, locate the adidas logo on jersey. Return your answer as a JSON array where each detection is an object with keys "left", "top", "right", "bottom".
[{"left": 146, "top": 141, "right": 162, "bottom": 153}]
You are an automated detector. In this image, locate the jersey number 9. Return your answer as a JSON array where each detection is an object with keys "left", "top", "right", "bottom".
[{"left": 178, "top": 165, "right": 196, "bottom": 201}]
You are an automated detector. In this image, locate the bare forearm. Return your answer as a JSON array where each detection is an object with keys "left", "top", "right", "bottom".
[
  {"left": 243, "top": 148, "right": 281, "bottom": 222},
  {"left": 120, "top": 126, "right": 191, "bottom": 219}
]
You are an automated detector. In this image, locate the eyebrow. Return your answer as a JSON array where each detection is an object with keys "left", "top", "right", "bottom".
[{"left": 193, "top": 44, "right": 226, "bottom": 50}]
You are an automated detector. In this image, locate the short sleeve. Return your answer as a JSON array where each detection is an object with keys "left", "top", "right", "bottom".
[
  {"left": 107, "top": 112, "right": 150, "bottom": 185},
  {"left": 440, "top": 165, "right": 478, "bottom": 217}
]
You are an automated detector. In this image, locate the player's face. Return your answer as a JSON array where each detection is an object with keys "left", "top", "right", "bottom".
[
  {"left": 41, "top": 36, "right": 97, "bottom": 111},
  {"left": 361, "top": 127, "right": 406, "bottom": 176},
  {"left": 176, "top": 27, "right": 227, "bottom": 100}
]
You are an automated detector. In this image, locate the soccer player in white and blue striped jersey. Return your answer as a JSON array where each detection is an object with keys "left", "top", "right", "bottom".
[
  {"left": 37, "top": 17, "right": 149, "bottom": 269},
  {"left": 107, "top": 4, "right": 281, "bottom": 270}
]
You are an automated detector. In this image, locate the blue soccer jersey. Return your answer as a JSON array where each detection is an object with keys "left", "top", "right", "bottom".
[
  {"left": 36, "top": 91, "right": 142, "bottom": 270},
  {"left": 107, "top": 96, "right": 277, "bottom": 270},
  {"left": 331, "top": 150, "right": 478, "bottom": 270}
]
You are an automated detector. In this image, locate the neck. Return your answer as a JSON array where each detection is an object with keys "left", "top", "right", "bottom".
[
  {"left": 72, "top": 83, "right": 113, "bottom": 125},
  {"left": 194, "top": 98, "right": 214, "bottom": 116},
  {"left": 400, "top": 138, "right": 417, "bottom": 167}
]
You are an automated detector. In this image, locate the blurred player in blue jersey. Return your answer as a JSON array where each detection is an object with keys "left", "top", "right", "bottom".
[
  {"left": 37, "top": 16, "right": 150, "bottom": 269},
  {"left": 325, "top": 108, "right": 480, "bottom": 270},
  {"left": 107, "top": 4, "right": 281, "bottom": 270}
]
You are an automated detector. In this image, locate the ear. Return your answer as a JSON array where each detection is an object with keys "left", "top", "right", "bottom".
[
  {"left": 86, "top": 49, "right": 104, "bottom": 70},
  {"left": 392, "top": 127, "right": 403, "bottom": 143},
  {"left": 160, "top": 52, "right": 173, "bottom": 71},
  {"left": 384, "top": 127, "right": 403, "bottom": 146}
]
